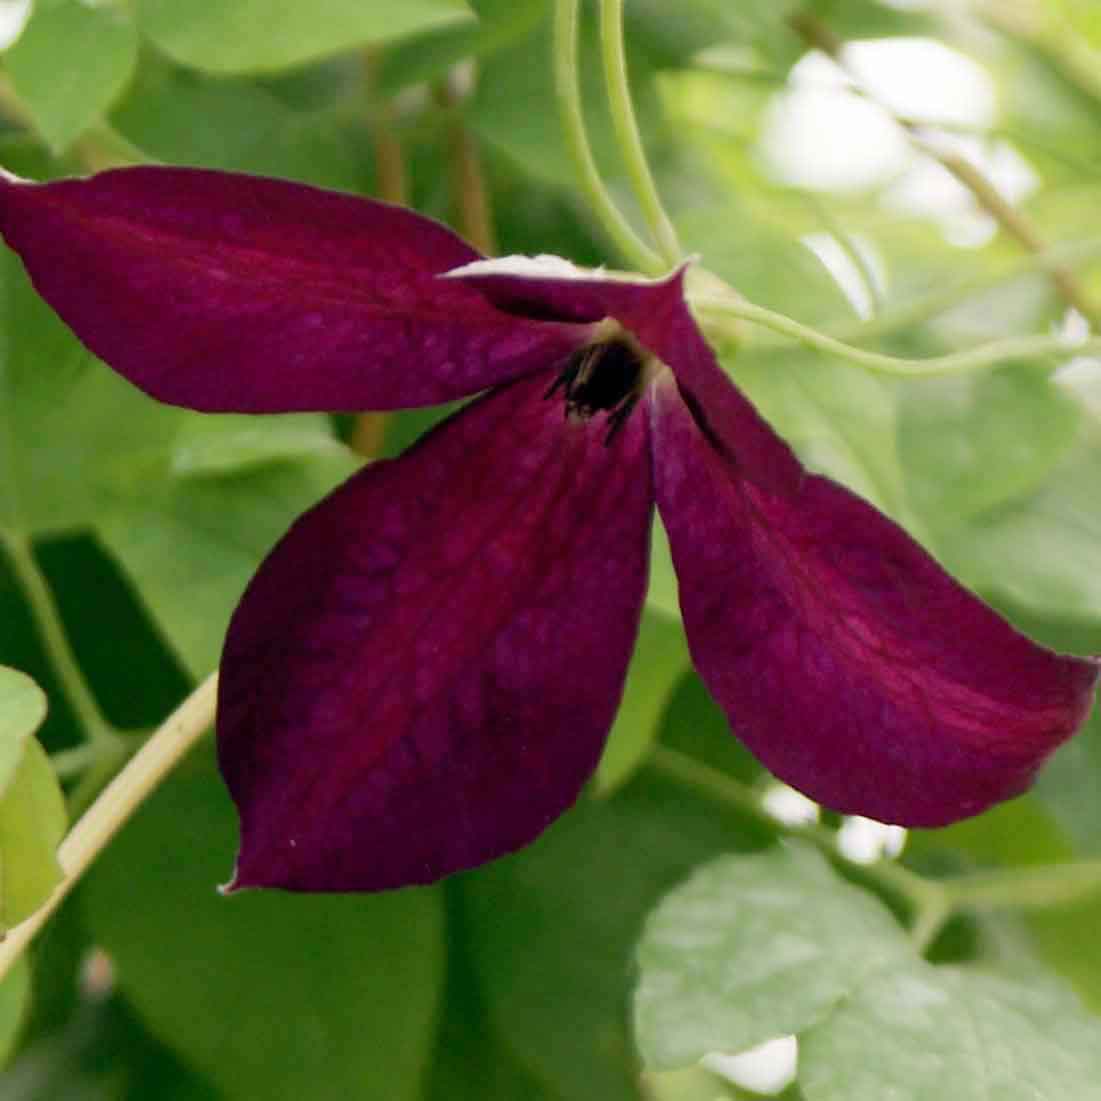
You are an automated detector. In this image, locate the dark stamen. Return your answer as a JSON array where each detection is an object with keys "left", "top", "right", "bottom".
[{"left": 545, "top": 337, "right": 645, "bottom": 445}]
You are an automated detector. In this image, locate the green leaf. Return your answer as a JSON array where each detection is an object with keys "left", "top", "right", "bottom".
[
  {"left": 169, "top": 415, "right": 352, "bottom": 477},
  {"left": 426, "top": 895, "right": 559, "bottom": 1101},
  {"left": 97, "top": 447, "right": 358, "bottom": 677},
  {"left": 727, "top": 350, "right": 915, "bottom": 523},
  {"left": 898, "top": 365, "right": 1081, "bottom": 524},
  {"left": 0, "top": 958, "right": 29, "bottom": 1067},
  {"left": 594, "top": 607, "right": 690, "bottom": 794},
  {"left": 800, "top": 964, "right": 1101, "bottom": 1101},
  {"left": 0, "top": 666, "right": 64, "bottom": 931},
  {"left": 5, "top": 0, "right": 138, "bottom": 152},
  {"left": 135, "top": 0, "right": 474, "bottom": 75},
  {"left": 0, "top": 736, "right": 66, "bottom": 930},
  {"left": 112, "top": 63, "right": 368, "bottom": 190},
  {"left": 1034, "top": 705, "right": 1101, "bottom": 854},
  {"left": 463, "top": 763, "right": 766, "bottom": 1101},
  {"left": 906, "top": 793, "right": 1101, "bottom": 1015},
  {"left": 646, "top": 516, "right": 679, "bottom": 619},
  {"left": 376, "top": 0, "right": 544, "bottom": 95},
  {"left": 936, "top": 423, "right": 1101, "bottom": 625},
  {"left": 0, "top": 664, "right": 46, "bottom": 792},
  {"left": 634, "top": 844, "right": 912, "bottom": 1069},
  {"left": 81, "top": 749, "right": 444, "bottom": 1101}
]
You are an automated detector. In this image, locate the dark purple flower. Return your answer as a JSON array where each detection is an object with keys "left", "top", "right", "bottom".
[{"left": 1, "top": 166, "right": 1097, "bottom": 892}]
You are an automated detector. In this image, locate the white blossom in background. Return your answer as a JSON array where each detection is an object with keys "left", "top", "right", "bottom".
[
  {"left": 703, "top": 1036, "right": 798, "bottom": 1096},
  {"left": 758, "top": 35, "right": 1040, "bottom": 248},
  {"left": 761, "top": 783, "right": 820, "bottom": 826},
  {"left": 837, "top": 816, "right": 908, "bottom": 864},
  {"left": 0, "top": 0, "right": 31, "bottom": 51},
  {"left": 802, "top": 231, "right": 888, "bottom": 320}
]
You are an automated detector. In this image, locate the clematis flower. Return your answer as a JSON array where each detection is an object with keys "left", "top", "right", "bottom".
[{"left": 1, "top": 166, "right": 1097, "bottom": 892}]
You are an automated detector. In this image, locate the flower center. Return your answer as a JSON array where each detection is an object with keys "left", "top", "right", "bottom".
[{"left": 546, "top": 336, "right": 646, "bottom": 442}]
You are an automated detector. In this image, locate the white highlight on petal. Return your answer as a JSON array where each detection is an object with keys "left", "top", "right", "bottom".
[
  {"left": 703, "top": 1035, "right": 798, "bottom": 1096},
  {"left": 444, "top": 253, "right": 591, "bottom": 280}
]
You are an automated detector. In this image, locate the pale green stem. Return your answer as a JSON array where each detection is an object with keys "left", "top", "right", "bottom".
[
  {"left": 908, "top": 892, "right": 954, "bottom": 954},
  {"left": 649, "top": 746, "right": 940, "bottom": 916},
  {"left": 50, "top": 744, "right": 109, "bottom": 780},
  {"left": 0, "top": 672, "right": 218, "bottom": 982},
  {"left": 650, "top": 745, "right": 1101, "bottom": 952},
  {"left": 944, "top": 860, "right": 1101, "bottom": 912},
  {"left": 691, "top": 293, "right": 1101, "bottom": 377},
  {"left": 553, "top": 0, "right": 663, "bottom": 274},
  {"left": 598, "top": 0, "right": 682, "bottom": 266},
  {"left": 0, "top": 531, "right": 119, "bottom": 748}
]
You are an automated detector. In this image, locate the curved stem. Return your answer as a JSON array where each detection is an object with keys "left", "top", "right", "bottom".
[
  {"left": 692, "top": 293, "right": 1101, "bottom": 377},
  {"left": 0, "top": 531, "right": 119, "bottom": 748},
  {"left": 599, "top": 0, "right": 681, "bottom": 266},
  {"left": 0, "top": 672, "right": 218, "bottom": 982},
  {"left": 553, "top": 0, "right": 663, "bottom": 275}
]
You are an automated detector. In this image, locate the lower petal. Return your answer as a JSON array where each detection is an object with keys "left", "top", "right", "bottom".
[
  {"left": 651, "top": 380, "right": 1098, "bottom": 827},
  {"left": 219, "top": 374, "right": 653, "bottom": 891}
]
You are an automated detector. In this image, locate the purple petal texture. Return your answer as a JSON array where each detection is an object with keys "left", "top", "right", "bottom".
[
  {"left": 219, "top": 372, "right": 653, "bottom": 891},
  {"left": 0, "top": 167, "right": 586, "bottom": 411},
  {"left": 451, "top": 264, "right": 802, "bottom": 495},
  {"left": 650, "top": 378, "right": 1099, "bottom": 827}
]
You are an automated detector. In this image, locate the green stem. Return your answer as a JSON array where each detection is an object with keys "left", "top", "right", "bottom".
[
  {"left": 944, "top": 860, "right": 1101, "bottom": 912},
  {"left": 50, "top": 743, "right": 109, "bottom": 780},
  {"left": 598, "top": 0, "right": 681, "bottom": 266},
  {"left": 553, "top": 0, "right": 663, "bottom": 274},
  {"left": 0, "top": 531, "right": 119, "bottom": 748},
  {"left": 691, "top": 292, "right": 1101, "bottom": 377},
  {"left": 0, "top": 672, "right": 218, "bottom": 982},
  {"left": 908, "top": 892, "right": 954, "bottom": 955},
  {"left": 649, "top": 746, "right": 939, "bottom": 913}
]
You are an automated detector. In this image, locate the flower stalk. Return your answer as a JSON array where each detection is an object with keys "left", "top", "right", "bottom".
[
  {"left": 0, "top": 672, "right": 218, "bottom": 982},
  {"left": 691, "top": 291, "right": 1101, "bottom": 377},
  {"left": 553, "top": 0, "right": 663, "bottom": 274},
  {"left": 649, "top": 745, "right": 1101, "bottom": 953},
  {"left": 598, "top": 0, "right": 682, "bottom": 267}
]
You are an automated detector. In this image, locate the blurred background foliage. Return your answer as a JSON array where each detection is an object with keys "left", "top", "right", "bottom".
[{"left": 1, "top": 0, "right": 1100, "bottom": 1097}]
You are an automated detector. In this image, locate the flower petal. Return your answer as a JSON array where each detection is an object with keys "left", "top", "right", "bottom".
[
  {"left": 219, "top": 373, "right": 653, "bottom": 891},
  {"left": 0, "top": 166, "right": 586, "bottom": 412},
  {"left": 651, "top": 378, "right": 1099, "bottom": 827},
  {"left": 450, "top": 263, "right": 802, "bottom": 494}
]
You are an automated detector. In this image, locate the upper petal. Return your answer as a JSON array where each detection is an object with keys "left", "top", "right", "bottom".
[
  {"left": 219, "top": 372, "right": 653, "bottom": 891},
  {"left": 449, "top": 262, "right": 803, "bottom": 495},
  {"left": 0, "top": 166, "right": 586, "bottom": 412},
  {"left": 651, "top": 378, "right": 1099, "bottom": 827}
]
